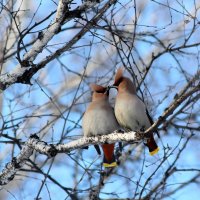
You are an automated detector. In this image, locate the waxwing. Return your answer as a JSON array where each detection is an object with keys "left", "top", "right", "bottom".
[
  {"left": 82, "top": 84, "right": 120, "bottom": 167},
  {"left": 113, "top": 68, "right": 159, "bottom": 155}
]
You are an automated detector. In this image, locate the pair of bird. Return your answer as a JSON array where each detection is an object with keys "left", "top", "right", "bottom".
[{"left": 82, "top": 68, "right": 159, "bottom": 168}]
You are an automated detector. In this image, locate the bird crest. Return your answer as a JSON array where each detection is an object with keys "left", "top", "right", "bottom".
[{"left": 114, "top": 67, "right": 124, "bottom": 86}]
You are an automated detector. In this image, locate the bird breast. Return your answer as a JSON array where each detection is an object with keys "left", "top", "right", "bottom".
[
  {"left": 115, "top": 92, "right": 151, "bottom": 131},
  {"left": 83, "top": 101, "right": 119, "bottom": 137}
]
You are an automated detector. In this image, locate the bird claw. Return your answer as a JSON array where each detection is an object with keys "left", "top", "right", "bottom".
[
  {"left": 82, "top": 146, "right": 89, "bottom": 150},
  {"left": 113, "top": 129, "right": 124, "bottom": 134}
]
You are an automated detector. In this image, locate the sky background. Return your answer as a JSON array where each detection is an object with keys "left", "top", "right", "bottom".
[{"left": 0, "top": 0, "right": 200, "bottom": 199}]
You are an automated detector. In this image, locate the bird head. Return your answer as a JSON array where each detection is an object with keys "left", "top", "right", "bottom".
[
  {"left": 113, "top": 67, "right": 136, "bottom": 94},
  {"left": 90, "top": 83, "right": 109, "bottom": 101}
]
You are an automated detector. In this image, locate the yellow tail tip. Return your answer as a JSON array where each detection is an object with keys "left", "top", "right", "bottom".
[
  {"left": 103, "top": 162, "right": 117, "bottom": 168},
  {"left": 149, "top": 147, "right": 159, "bottom": 156}
]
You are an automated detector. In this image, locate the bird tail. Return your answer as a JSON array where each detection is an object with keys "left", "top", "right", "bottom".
[
  {"left": 144, "top": 134, "right": 159, "bottom": 156},
  {"left": 101, "top": 144, "right": 117, "bottom": 168}
]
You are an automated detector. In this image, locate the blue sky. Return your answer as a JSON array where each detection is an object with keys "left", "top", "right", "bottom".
[{"left": 1, "top": 0, "right": 200, "bottom": 199}]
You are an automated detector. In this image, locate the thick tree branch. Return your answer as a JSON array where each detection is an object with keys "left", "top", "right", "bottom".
[
  {"left": 56, "top": 131, "right": 140, "bottom": 153},
  {"left": 0, "top": 134, "right": 57, "bottom": 186},
  {"left": 0, "top": 131, "right": 138, "bottom": 187}
]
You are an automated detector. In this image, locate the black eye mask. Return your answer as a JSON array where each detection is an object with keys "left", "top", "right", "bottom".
[{"left": 114, "top": 77, "right": 123, "bottom": 86}]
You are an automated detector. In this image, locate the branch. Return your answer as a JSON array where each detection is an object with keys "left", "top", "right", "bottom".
[
  {"left": 0, "top": 131, "right": 138, "bottom": 187},
  {"left": 0, "top": 0, "right": 69, "bottom": 91},
  {"left": 145, "top": 70, "right": 200, "bottom": 135},
  {"left": 56, "top": 131, "right": 139, "bottom": 152},
  {"left": 1, "top": 70, "right": 199, "bottom": 186},
  {"left": 0, "top": 135, "right": 57, "bottom": 186},
  {"left": 0, "top": 0, "right": 115, "bottom": 92}
]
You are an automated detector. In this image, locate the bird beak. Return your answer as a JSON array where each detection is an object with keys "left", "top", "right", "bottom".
[
  {"left": 104, "top": 86, "right": 110, "bottom": 95},
  {"left": 107, "top": 85, "right": 118, "bottom": 91}
]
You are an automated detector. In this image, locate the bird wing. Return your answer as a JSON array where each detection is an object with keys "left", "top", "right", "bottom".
[{"left": 145, "top": 108, "right": 160, "bottom": 138}]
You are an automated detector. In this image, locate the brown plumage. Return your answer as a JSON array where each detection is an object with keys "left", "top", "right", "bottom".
[
  {"left": 113, "top": 68, "right": 159, "bottom": 155},
  {"left": 82, "top": 84, "right": 120, "bottom": 167}
]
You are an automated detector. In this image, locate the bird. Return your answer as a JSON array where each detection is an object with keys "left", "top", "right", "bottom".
[
  {"left": 113, "top": 68, "right": 159, "bottom": 156},
  {"left": 82, "top": 83, "right": 120, "bottom": 168}
]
